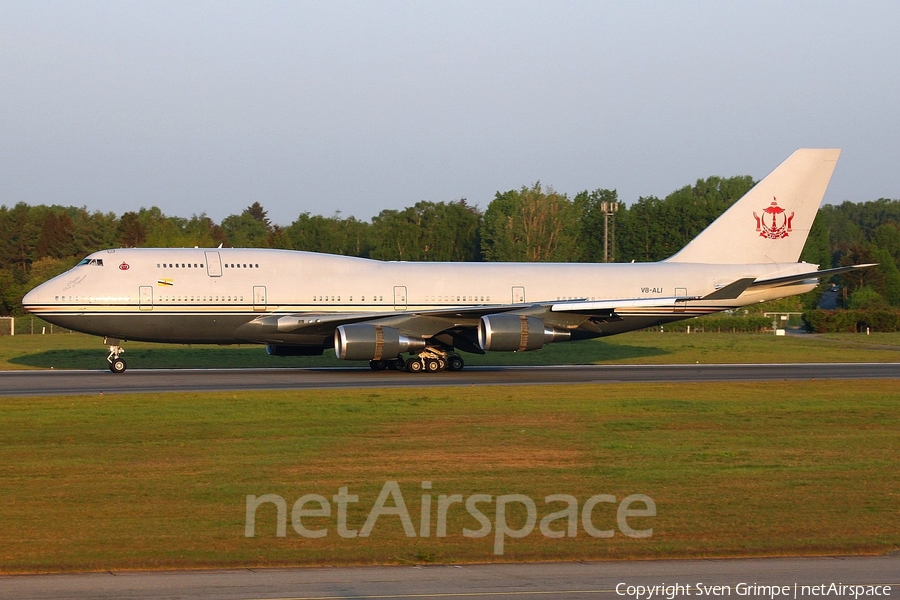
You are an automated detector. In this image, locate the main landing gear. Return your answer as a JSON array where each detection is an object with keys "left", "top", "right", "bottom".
[
  {"left": 369, "top": 347, "right": 465, "bottom": 373},
  {"left": 105, "top": 337, "right": 127, "bottom": 374}
]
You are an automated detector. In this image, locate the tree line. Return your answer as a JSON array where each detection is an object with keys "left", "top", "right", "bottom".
[{"left": 2, "top": 176, "right": 899, "bottom": 315}]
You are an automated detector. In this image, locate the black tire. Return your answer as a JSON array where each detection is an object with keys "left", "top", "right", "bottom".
[
  {"left": 390, "top": 358, "right": 406, "bottom": 371},
  {"left": 406, "top": 358, "right": 424, "bottom": 373},
  {"left": 369, "top": 359, "right": 386, "bottom": 371},
  {"left": 448, "top": 355, "right": 465, "bottom": 372},
  {"left": 425, "top": 359, "right": 441, "bottom": 373},
  {"left": 109, "top": 358, "right": 127, "bottom": 374}
]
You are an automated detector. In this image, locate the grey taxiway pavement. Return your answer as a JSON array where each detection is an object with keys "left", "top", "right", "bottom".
[
  {"left": 0, "top": 555, "right": 897, "bottom": 600},
  {"left": 2, "top": 363, "right": 900, "bottom": 396}
]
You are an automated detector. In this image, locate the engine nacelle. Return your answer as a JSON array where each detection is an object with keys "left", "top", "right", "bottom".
[
  {"left": 334, "top": 324, "right": 426, "bottom": 361},
  {"left": 478, "top": 314, "right": 570, "bottom": 352}
]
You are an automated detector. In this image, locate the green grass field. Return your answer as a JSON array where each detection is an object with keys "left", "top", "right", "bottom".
[
  {"left": 2, "top": 330, "right": 900, "bottom": 370},
  {"left": 1, "top": 381, "right": 897, "bottom": 573}
]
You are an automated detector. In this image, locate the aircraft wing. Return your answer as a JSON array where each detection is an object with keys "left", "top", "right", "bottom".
[
  {"left": 251, "top": 263, "right": 877, "bottom": 351},
  {"left": 549, "top": 296, "right": 695, "bottom": 314},
  {"left": 260, "top": 291, "right": 710, "bottom": 346}
]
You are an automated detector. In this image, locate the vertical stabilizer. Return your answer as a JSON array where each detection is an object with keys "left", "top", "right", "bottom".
[{"left": 666, "top": 149, "right": 840, "bottom": 264}]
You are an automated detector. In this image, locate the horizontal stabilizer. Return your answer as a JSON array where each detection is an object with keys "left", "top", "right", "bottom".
[
  {"left": 748, "top": 264, "right": 877, "bottom": 290},
  {"left": 701, "top": 278, "right": 757, "bottom": 300}
]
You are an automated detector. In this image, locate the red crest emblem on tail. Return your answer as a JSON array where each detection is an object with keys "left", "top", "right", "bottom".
[
  {"left": 753, "top": 198, "right": 794, "bottom": 239},
  {"left": 119, "top": 262, "right": 130, "bottom": 270}
]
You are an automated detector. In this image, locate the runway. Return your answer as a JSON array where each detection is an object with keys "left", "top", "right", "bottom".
[
  {"left": 1, "top": 362, "right": 899, "bottom": 396},
  {"left": 0, "top": 555, "right": 896, "bottom": 600}
]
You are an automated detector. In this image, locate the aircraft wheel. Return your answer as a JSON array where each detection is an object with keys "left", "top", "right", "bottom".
[
  {"left": 448, "top": 355, "right": 465, "bottom": 372},
  {"left": 406, "top": 358, "right": 424, "bottom": 373},
  {"left": 438, "top": 358, "right": 447, "bottom": 370},
  {"left": 109, "top": 358, "right": 127, "bottom": 374},
  {"left": 425, "top": 358, "right": 441, "bottom": 373},
  {"left": 369, "top": 359, "right": 386, "bottom": 371},
  {"left": 390, "top": 358, "right": 406, "bottom": 371}
]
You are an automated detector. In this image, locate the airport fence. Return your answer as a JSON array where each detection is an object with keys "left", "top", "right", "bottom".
[{"left": 0, "top": 316, "right": 75, "bottom": 335}]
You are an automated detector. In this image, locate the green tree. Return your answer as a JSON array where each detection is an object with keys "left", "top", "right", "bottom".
[
  {"left": 70, "top": 207, "right": 118, "bottom": 255},
  {"left": 370, "top": 200, "right": 481, "bottom": 261},
  {"left": 617, "top": 176, "right": 754, "bottom": 262},
  {"left": 246, "top": 201, "right": 271, "bottom": 228},
  {"left": 282, "top": 213, "right": 372, "bottom": 256},
  {"left": 116, "top": 211, "right": 147, "bottom": 247},
  {"left": 221, "top": 203, "right": 274, "bottom": 248},
  {"left": 0, "top": 203, "right": 39, "bottom": 273},
  {"left": 481, "top": 183, "right": 579, "bottom": 262},
  {"left": 848, "top": 285, "right": 889, "bottom": 310},
  {"left": 184, "top": 214, "right": 228, "bottom": 248},
  {"left": 573, "top": 189, "right": 621, "bottom": 262},
  {"left": 872, "top": 223, "right": 900, "bottom": 264}
]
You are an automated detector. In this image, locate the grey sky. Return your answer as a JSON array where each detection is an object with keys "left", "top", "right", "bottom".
[{"left": 2, "top": 1, "right": 898, "bottom": 226}]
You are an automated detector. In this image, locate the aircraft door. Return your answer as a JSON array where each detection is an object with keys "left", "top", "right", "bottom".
[
  {"left": 393, "top": 286, "right": 407, "bottom": 310},
  {"left": 204, "top": 251, "right": 222, "bottom": 277},
  {"left": 675, "top": 287, "right": 688, "bottom": 313},
  {"left": 139, "top": 286, "right": 153, "bottom": 311},
  {"left": 253, "top": 286, "right": 267, "bottom": 311},
  {"left": 512, "top": 286, "right": 526, "bottom": 304}
]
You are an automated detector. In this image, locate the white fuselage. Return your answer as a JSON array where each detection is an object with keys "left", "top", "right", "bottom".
[{"left": 23, "top": 247, "right": 817, "bottom": 347}]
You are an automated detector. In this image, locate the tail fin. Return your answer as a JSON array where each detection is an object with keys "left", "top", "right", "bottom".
[{"left": 666, "top": 148, "right": 840, "bottom": 264}]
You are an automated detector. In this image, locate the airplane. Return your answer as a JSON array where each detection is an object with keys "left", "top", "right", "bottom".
[{"left": 22, "top": 148, "right": 873, "bottom": 374}]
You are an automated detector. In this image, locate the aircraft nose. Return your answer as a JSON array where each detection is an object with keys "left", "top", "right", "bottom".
[{"left": 22, "top": 284, "right": 44, "bottom": 312}]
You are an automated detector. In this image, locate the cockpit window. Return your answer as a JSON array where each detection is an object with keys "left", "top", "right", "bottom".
[{"left": 77, "top": 258, "right": 104, "bottom": 266}]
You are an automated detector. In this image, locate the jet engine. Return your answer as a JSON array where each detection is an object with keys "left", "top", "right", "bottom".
[
  {"left": 477, "top": 314, "right": 570, "bottom": 352},
  {"left": 334, "top": 324, "right": 426, "bottom": 361}
]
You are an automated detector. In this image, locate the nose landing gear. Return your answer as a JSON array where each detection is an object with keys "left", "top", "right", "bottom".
[{"left": 105, "top": 337, "right": 127, "bottom": 373}]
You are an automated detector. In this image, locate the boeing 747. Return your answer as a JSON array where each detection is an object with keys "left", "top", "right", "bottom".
[{"left": 22, "top": 149, "right": 871, "bottom": 373}]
